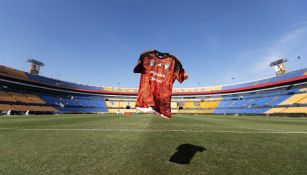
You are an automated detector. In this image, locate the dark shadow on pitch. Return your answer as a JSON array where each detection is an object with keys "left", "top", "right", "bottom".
[{"left": 169, "top": 144, "right": 206, "bottom": 164}]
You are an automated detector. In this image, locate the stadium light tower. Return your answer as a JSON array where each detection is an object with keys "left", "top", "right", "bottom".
[
  {"left": 297, "top": 56, "right": 305, "bottom": 69},
  {"left": 27, "top": 59, "right": 45, "bottom": 75},
  {"left": 117, "top": 82, "right": 120, "bottom": 113},
  {"left": 269, "top": 58, "right": 288, "bottom": 76}
]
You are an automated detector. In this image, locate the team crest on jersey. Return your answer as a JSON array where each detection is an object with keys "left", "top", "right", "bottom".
[
  {"left": 164, "top": 64, "right": 170, "bottom": 70},
  {"left": 149, "top": 60, "right": 155, "bottom": 66}
]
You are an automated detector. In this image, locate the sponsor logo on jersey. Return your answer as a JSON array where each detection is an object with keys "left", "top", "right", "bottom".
[
  {"left": 164, "top": 64, "right": 170, "bottom": 70},
  {"left": 150, "top": 76, "right": 163, "bottom": 83},
  {"left": 150, "top": 61, "right": 155, "bottom": 66},
  {"left": 149, "top": 71, "right": 166, "bottom": 78}
]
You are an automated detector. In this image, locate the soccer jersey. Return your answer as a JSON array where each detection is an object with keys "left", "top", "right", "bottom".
[{"left": 134, "top": 50, "right": 188, "bottom": 118}]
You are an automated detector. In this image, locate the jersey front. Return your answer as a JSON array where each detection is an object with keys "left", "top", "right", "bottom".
[{"left": 134, "top": 50, "right": 188, "bottom": 118}]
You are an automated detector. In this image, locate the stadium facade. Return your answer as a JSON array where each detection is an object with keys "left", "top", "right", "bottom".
[{"left": 0, "top": 65, "right": 306, "bottom": 115}]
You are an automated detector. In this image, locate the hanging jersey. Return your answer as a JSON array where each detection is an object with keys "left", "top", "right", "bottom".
[{"left": 134, "top": 50, "right": 188, "bottom": 118}]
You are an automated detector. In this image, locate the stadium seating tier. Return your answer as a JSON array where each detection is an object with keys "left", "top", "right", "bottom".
[{"left": 0, "top": 65, "right": 306, "bottom": 115}]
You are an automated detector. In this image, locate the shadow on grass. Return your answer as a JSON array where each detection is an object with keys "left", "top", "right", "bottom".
[{"left": 169, "top": 144, "right": 206, "bottom": 164}]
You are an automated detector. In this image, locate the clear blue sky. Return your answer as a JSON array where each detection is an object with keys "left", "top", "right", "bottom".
[{"left": 0, "top": 0, "right": 306, "bottom": 88}]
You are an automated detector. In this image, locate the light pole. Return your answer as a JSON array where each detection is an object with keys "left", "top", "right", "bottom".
[
  {"left": 117, "top": 82, "right": 120, "bottom": 113},
  {"left": 297, "top": 56, "right": 304, "bottom": 69}
]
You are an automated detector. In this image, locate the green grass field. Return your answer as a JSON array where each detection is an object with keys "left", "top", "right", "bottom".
[{"left": 0, "top": 114, "right": 307, "bottom": 175}]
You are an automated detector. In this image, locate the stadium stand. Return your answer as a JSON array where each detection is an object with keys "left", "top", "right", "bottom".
[
  {"left": 26, "top": 73, "right": 103, "bottom": 91},
  {"left": 0, "top": 91, "right": 17, "bottom": 102},
  {"left": 265, "top": 87, "right": 307, "bottom": 115},
  {"left": 105, "top": 98, "right": 137, "bottom": 113},
  {"left": 0, "top": 104, "right": 13, "bottom": 111},
  {"left": 0, "top": 65, "right": 28, "bottom": 80},
  {"left": 268, "top": 69, "right": 306, "bottom": 82},
  {"left": 0, "top": 65, "right": 306, "bottom": 115},
  {"left": 0, "top": 90, "right": 58, "bottom": 114},
  {"left": 39, "top": 94, "right": 107, "bottom": 113},
  {"left": 177, "top": 101, "right": 218, "bottom": 114}
]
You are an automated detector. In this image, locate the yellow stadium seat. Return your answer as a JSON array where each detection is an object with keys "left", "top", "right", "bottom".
[
  {"left": 12, "top": 105, "right": 29, "bottom": 111},
  {"left": 299, "top": 96, "right": 307, "bottom": 104},
  {"left": 24, "top": 94, "right": 46, "bottom": 104},
  {"left": 8, "top": 92, "right": 32, "bottom": 103},
  {"left": 171, "top": 102, "right": 177, "bottom": 108},
  {"left": 204, "top": 86, "right": 222, "bottom": 92},
  {"left": 265, "top": 108, "right": 287, "bottom": 114},
  {"left": 280, "top": 93, "right": 307, "bottom": 105},
  {"left": 0, "top": 104, "right": 14, "bottom": 111},
  {"left": 0, "top": 91, "right": 17, "bottom": 102},
  {"left": 282, "top": 107, "right": 307, "bottom": 113},
  {"left": 0, "top": 65, "right": 28, "bottom": 79}
]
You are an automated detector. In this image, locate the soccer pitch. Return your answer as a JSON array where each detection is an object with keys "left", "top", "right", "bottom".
[{"left": 0, "top": 114, "right": 307, "bottom": 175}]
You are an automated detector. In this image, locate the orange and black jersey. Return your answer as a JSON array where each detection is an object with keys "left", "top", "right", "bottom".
[{"left": 134, "top": 50, "right": 188, "bottom": 118}]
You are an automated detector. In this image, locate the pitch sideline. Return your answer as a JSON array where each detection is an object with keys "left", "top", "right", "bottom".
[{"left": 1, "top": 128, "right": 307, "bottom": 134}]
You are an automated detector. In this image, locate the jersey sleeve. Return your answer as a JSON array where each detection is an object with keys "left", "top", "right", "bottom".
[
  {"left": 133, "top": 54, "right": 144, "bottom": 73},
  {"left": 174, "top": 59, "right": 188, "bottom": 83},
  {"left": 175, "top": 68, "right": 188, "bottom": 83}
]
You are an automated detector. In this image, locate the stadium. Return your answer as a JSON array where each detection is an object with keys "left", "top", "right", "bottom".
[
  {"left": 0, "top": 63, "right": 306, "bottom": 116},
  {"left": 1, "top": 1, "right": 307, "bottom": 175},
  {"left": 1, "top": 60, "right": 307, "bottom": 174}
]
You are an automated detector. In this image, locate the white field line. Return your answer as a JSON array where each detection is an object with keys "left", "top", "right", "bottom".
[
  {"left": 35, "top": 124, "right": 289, "bottom": 132},
  {"left": 0, "top": 128, "right": 307, "bottom": 134}
]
